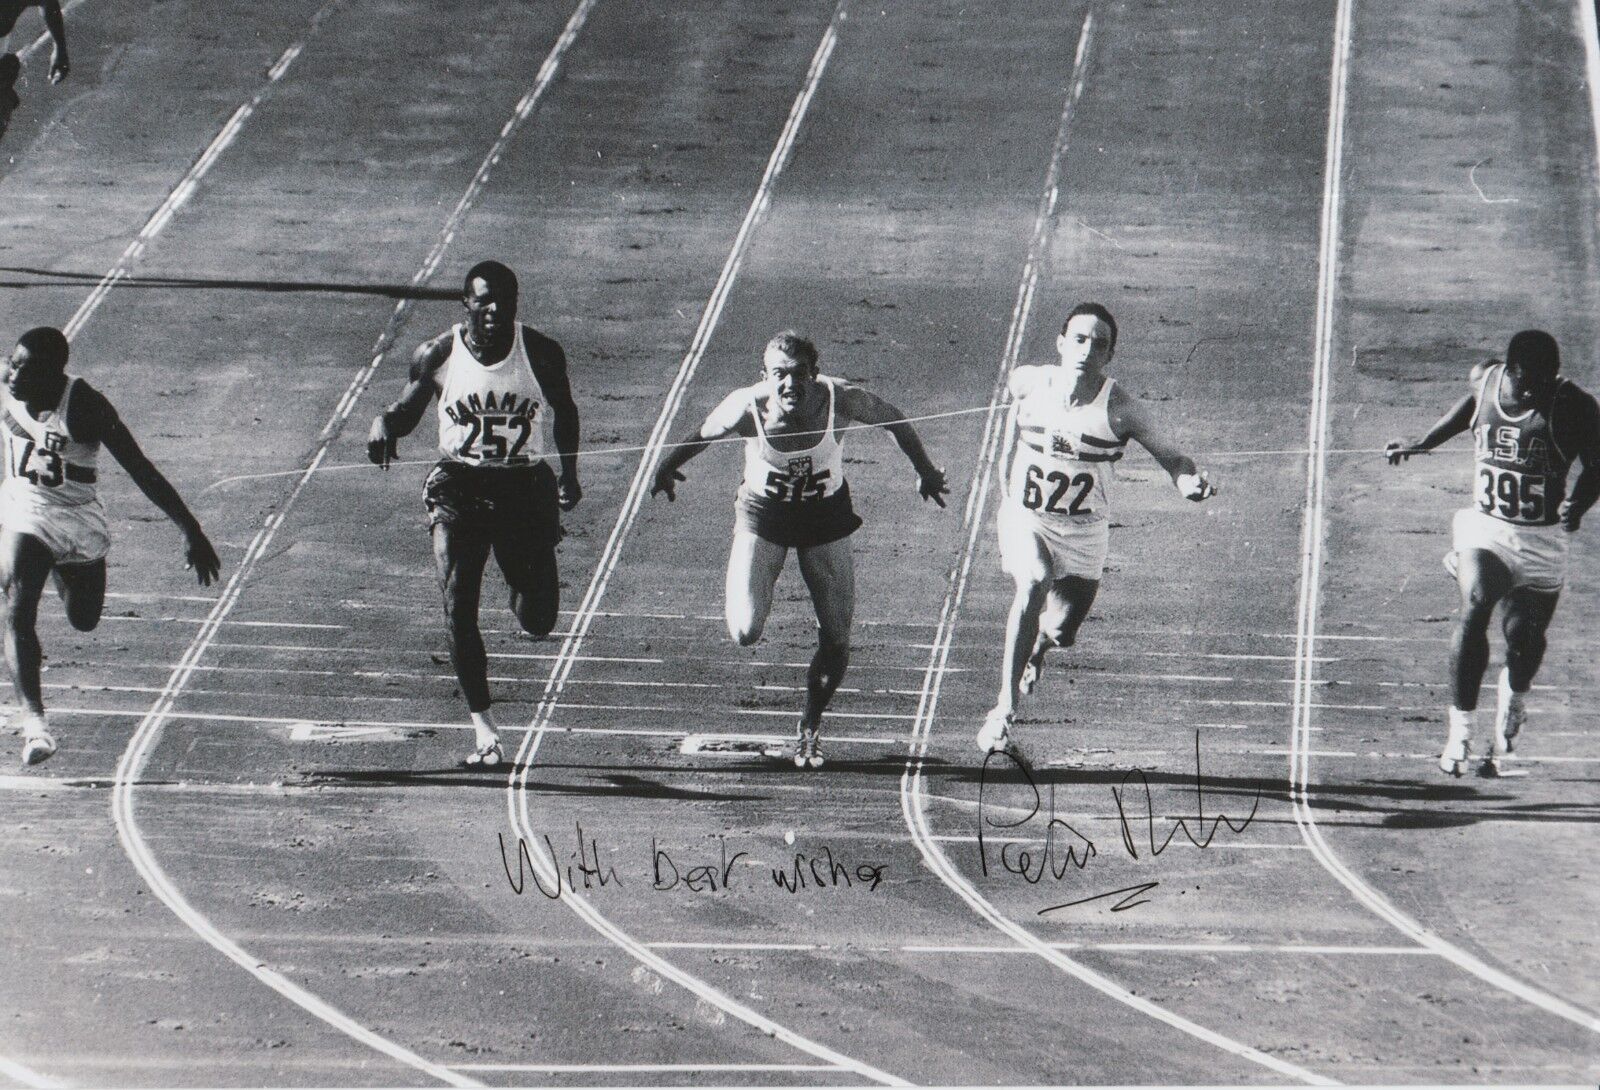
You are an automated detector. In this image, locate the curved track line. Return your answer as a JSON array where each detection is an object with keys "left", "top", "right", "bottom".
[
  {"left": 500, "top": 7, "right": 905, "bottom": 1084},
  {"left": 1285, "top": 0, "right": 1600, "bottom": 1037},
  {"left": 896, "top": 13, "right": 1332, "bottom": 1086},
  {"left": 104, "top": 1, "right": 601, "bottom": 1083},
  {"left": 0, "top": 1056, "right": 64, "bottom": 1089}
]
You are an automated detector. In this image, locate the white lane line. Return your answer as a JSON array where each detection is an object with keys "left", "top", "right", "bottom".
[
  {"left": 645, "top": 942, "right": 823, "bottom": 952},
  {"left": 899, "top": 14, "right": 1325, "bottom": 1085},
  {"left": 60, "top": 0, "right": 344, "bottom": 341},
  {"left": 900, "top": 943, "right": 1433, "bottom": 957},
  {"left": 1285, "top": 0, "right": 1600, "bottom": 1039},
  {"left": 0, "top": 1056, "right": 64, "bottom": 1089},
  {"left": 926, "top": 834, "right": 1310, "bottom": 851},
  {"left": 107, "top": 1, "right": 604, "bottom": 1084},
  {"left": 9, "top": 705, "right": 912, "bottom": 745},
  {"left": 500, "top": 6, "right": 905, "bottom": 1086},
  {"left": 450, "top": 1064, "right": 841, "bottom": 1074}
]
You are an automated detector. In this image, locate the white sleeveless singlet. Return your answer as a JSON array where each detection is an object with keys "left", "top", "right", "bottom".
[
  {"left": 435, "top": 324, "right": 550, "bottom": 466},
  {"left": 1006, "top": 372, "right": 1126, "bottom": 527},
  {"left": 740, "top": 376, "right": 847, "bottom": 504},
  {"left": 1, "top": 377, "right": 101, "bottom": 507}
]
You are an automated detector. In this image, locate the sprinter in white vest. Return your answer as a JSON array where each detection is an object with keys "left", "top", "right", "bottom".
[
  {"left": 982, "top": 303, "right": 1217, "bottom": 761},
  {"left": 1, "top": 326, "right": 220, "bottom": 767},
  {"left": 651, "top": 331, "right": 948, "bottom": 768},
  {"left": 368, "top": 261, "right": 581, "bottom": 768}
]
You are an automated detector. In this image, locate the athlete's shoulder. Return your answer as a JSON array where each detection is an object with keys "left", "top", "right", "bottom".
[
  {"left": 65, "top": 378, "right": 119, "bottom": 443},
  {"left": 411, "top": 329, "right": 455, "bottom": 384},
  {"left": 520, "top": 324, "right": 565, "bottom": 360},
  {"left": 1556, "top": 378, "right": 1600, "bottom": 424},
  {"left": 1468, "top": 358, "right": 1498, "bottom": 388},
  {"left": 1008, "top": 364, "right": 1052, "bottom": 399}
]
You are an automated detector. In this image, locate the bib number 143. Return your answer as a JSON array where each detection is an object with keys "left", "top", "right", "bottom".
[
  {"left": 1021, "top": 463, "right": 1093, "bottom": 515},
  {"left": 11, "top": 440, "right": 63, "bottom": 488}
]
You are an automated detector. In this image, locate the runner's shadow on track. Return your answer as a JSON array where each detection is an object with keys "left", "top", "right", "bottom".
[
  {"left": 297, "top": 767, "right": 525, "bottom": 789},
  {"left": 536, "top": 754, "right": 954, "bottom": 778},
  {"left": 297, "top": 767, "right": 768, "bottom": 802},
  {"left": 935, "top": 765, "right": 1600, "bottom": 829},
  {"left": 0, "top": 265, "right": 460, "bottom": 301}
]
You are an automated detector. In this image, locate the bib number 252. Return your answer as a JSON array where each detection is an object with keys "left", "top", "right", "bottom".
[
  {"left": 1021, "top": 464, "right": 1093, "bottom": 515},
  {"left": 1477, "top": 466, "right": 1544, "bottom": 522}
]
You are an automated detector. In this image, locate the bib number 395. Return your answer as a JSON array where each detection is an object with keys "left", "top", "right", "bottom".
[
  {"left": 1021, "top": 463, "right": 1093, "bottom": 515},
  {"left": 1477, "top": 466, "right": 1545, "bottom": 523}
]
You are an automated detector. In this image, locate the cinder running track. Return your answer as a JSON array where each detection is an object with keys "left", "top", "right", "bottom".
[{"left": 1, "top": 0, "right": 1596, "bottom": 1085}]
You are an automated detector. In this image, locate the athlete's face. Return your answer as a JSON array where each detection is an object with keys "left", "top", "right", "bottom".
[
  {"left": 464, "top": 276, "right": 517, "bottom": 343},
  {"left": 1506, "top": 360, "right": 1557, "bottom": 406},
  {"left": 763, "top": 347, "right": 817, "bottom": 413},
  {"left": 5, "top": 343, "right": 62, "bottom": 402},
  {"left": 1056, "top": 315, "right": 1114, "bottom": 377}
]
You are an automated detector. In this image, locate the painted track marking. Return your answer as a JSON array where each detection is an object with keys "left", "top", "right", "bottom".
[
  {"left": 895, "top": 13, "right": 1329, "bottom": 1085},
  {"left": 0, "top": 1056, "right": 63, "bottom": 1090},
  {"left": 1285, "top": 0, "right": 1600, "bottom": 1037},
  {"left": 104, "top": 0, "right": 605, "bottom": 1083},
  {"left": 60, "top": 0, "right": 344, "bottom": 342}
]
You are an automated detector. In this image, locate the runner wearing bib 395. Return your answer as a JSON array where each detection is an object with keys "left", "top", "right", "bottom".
[
  {"left": 1387, "top": 329, "right": 1600, "bottom": 777},
  {"left": 981, "top": 303, "right": 1217, "bottom": 760}
]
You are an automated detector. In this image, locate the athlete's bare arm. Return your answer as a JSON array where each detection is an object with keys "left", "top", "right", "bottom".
[
  {"left": 833, "top": 382, "right": 948, "bottom": 506},
  {"left": 367, "top": 333, "right": 450, "bottom": 468},
  {"left": 1109, "top": 386, "right": 1216, "bottom": 500},
  {"left": 1557, "top": 387, "right": 1600, "bottom": 532},
  {"left": 650, "top": 386, "right": 758, "bottom": 501},
  {"left": 526, "top": 327, "right": 581, "bottom": 510},
  {"left": 41, "top": 0, "right": 68, "bottom": 82},
  {"left": 72, "top": 383, "right": 220, "bottom": 584},
  {"left": 1385, "top": 362, "right": 1485, "bottom": 465}
]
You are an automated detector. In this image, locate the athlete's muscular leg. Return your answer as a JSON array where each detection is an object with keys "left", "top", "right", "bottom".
[
  {"left": 1029, "top": 575, "right": 1100, "bottom": 661},
  {"left": 796, "top": 538, "right": 854, "bottom": 731},
  {"left": 1501, "top": 586, "right": 1559, "bottom": 693},
  {"left": 0, "top": 530, "right": 55, "bottom": 717},
  {"left": 495, "top": 536, "right": 559, "bottom": 639},
  {"left": 995, "top": 527, "right": 1052, "bottom": 716},
  {"left": 52, "top": 559, "right": 107, "bottom": 632},
  {"left": 1451, "top": 548, "right": 1513, "bottom": 711},
  {"left": 725, "top": 529, "right": 787, "bottom": 646},
  {"left": 433, "top": 522, "right": 494, "bottom": 713}
]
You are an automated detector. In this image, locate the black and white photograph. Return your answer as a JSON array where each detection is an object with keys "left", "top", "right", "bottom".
[{"left": 1, "top": 0, "right": 1597, "bottom": 1085}]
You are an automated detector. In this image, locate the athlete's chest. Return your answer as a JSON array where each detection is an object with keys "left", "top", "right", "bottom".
[{"left": 1474, "top": 406, "right": 1558, "bottom": 473}]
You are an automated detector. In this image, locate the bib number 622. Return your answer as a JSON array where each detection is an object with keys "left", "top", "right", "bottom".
[{"left": 1021, "top": 463, "right": 1093, "bottom": 515}]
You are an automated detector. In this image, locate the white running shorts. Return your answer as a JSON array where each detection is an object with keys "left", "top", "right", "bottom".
[
  {"left": 0, "top": 497, "right": 111, "bottom": 565},
  {"left": 1451, "top": 507, "right": 1566, "bottom": 592},
  {"left": 997, "top": 504, "right": 1108, "bottom": 582}
]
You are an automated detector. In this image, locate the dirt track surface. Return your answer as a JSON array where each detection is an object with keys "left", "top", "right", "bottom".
[{"left": 1, "top": 0, "right": 1597, "bottom": 1085}]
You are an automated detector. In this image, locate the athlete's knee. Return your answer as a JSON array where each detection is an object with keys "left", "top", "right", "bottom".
[
  {"left": 64, "top": 606, "right": 99, "bottom": 633},
  {"left": 511, "top": 589, "right": 558, "bottom": 639}
]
